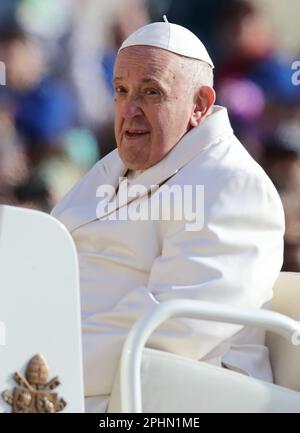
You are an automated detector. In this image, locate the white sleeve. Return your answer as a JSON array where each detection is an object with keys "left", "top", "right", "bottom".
[{"left": 83, "top": 172, "right": 285, "bottom": 396}]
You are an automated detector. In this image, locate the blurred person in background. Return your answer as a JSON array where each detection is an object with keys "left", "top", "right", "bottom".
[
  {"left": 262, "top": 121, "right": 300, "bottom": 193},
  {"left": 216, "top": 0, "right": 300, "bottom": 161},
  {"left": 216, "top": 0, "right": 299, "bottom": 102},
  {"left": 0, "top": 28, "right": 77, "bottom": 163},
  {"left": 281, "top": 191, "right": 300, "bottom": 272},
  {"left": 0, "top": 105, "right": 28, "bottom": 204},
  {"left": 262, "top": 118, "right": 300, "bottom": 272},
  {"left": 0, "top": 25, "right": 96, "bottom": 210}
]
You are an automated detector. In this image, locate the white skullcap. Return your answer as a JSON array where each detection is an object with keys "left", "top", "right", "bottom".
[{"left": 119, "top": 20, "right": 214, "bottom": 69}]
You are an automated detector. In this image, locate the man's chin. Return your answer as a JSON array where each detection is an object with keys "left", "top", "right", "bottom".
[{"left": 118, "top": 150, "right": 148, "bottom": 171}]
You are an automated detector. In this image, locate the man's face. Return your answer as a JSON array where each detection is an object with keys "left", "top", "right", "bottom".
[{"left": 114, "top": 46, "right": 196, "bottom": 170}]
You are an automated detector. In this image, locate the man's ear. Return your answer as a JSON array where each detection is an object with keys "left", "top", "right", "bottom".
[{"left": 189, "top": 86, "right": 216, "bottom": 128}]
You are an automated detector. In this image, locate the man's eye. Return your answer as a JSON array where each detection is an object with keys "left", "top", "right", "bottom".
[
  {"left": 145, "top": 88, "right": 159, "bottom": 96},
  {"left": 115, "top": 86, "right": 127, "bottom": 94}
]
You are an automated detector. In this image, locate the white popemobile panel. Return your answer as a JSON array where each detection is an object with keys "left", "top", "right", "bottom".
[
  {"left": 0, "top": 321, "right": 5, "bottom": 346},
  {"left": 0, "top": 205, "right": 84, "bottom": 413}
]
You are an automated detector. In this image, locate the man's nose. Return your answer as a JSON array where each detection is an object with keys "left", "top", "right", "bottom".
[{"left": 121, "top": 96, "right": 143, "bottom": 119}]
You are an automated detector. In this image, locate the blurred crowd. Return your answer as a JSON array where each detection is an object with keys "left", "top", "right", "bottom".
[{"left": 0, "top": 0, "right": 299, "bottom": 271}]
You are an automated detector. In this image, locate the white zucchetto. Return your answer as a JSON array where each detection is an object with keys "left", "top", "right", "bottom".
[{"left": 119, "top": 20, "right": 214, "bottom": 68}]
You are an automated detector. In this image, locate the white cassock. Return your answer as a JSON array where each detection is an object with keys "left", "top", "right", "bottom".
[{"left": 51, "top": 106, "right": 285, "bottom": 412}]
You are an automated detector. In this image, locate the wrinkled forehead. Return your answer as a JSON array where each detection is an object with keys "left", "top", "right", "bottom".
[{"left": 114, "top": 45, "right": 187, "bottom": 83}]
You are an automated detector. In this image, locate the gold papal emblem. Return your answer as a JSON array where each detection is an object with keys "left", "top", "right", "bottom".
[{"left": 1, "top": 354, "right": 67, "bottom": 413}]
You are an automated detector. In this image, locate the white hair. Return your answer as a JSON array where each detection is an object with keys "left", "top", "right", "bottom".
[{"left": 181, "top": 57, "right": 214, "bottom": 90}]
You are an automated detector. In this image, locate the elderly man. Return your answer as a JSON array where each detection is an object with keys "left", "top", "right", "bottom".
[{"left": 52, "top": 20, "right": 284, "bottom": 412}]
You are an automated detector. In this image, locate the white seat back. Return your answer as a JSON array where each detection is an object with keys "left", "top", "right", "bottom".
[
  {"left": 109, "top": 348, "right": 300, "bottom": 412},
  {"left": 0, "top": 205, "right": 84, "bottom": 413},
  {"left": 267, "top": 272, "right": 300, "bottom": 391}
]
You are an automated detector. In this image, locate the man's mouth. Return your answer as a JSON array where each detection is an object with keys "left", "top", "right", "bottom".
[{"left": 124, "top": 129, "right": 150, "bottom": 139}]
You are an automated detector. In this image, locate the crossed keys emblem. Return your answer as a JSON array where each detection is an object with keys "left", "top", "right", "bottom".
[{"left": 2, "top": 354, "right": 67, "bottom": 413}]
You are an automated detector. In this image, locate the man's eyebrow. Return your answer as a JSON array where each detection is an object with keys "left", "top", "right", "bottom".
[
  {"left": 112, "top": 77, "right": 166, "bottom": 87},
  {"left": 142, "top": 78, "right": 169, "bottom": 93},
  {"left": 113, "top": 77, "right": 123, "bottom": 84},
  {"left": 141, "top": 78, "right": 161, "bottom": 85}
]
